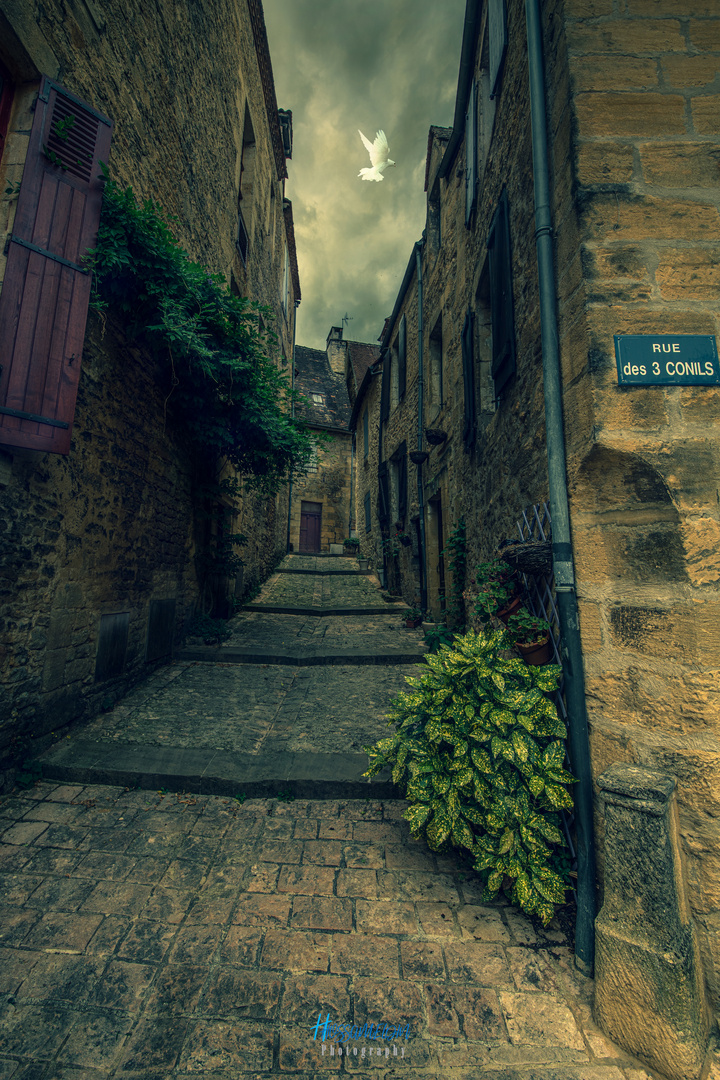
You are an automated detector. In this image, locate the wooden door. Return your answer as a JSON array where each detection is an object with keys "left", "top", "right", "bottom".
[{"left": 299, "top": 501, "right": 322, "bottom": 553}]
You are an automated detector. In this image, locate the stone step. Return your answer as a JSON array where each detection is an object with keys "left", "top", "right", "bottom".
[
  {"left": 243, "top": 604, "right": 407, "bottom": 616},
  {"left": 32, "top": 740, "right": 394, "bottom": 800},
  {"left": 276, "top": 567, "right": 370, "bottom": 576},
  {"left": 175, "top": 645, "right": 427, "bottom": 665}
]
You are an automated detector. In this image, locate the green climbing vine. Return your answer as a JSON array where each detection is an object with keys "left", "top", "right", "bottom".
[
  {"left": 86, "top": 173, "right": 315, "bottom": 494},
  {"left": 442, "top": 518, "right": 467, "bottom": 630}
]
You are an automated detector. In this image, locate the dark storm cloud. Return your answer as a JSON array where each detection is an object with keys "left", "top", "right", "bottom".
[{"left": 263, "top": 0, "right": 466, "bottom": 349}]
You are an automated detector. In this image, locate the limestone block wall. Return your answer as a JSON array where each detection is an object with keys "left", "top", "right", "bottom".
[
  {"left": 555, "top": 0, "right": 720, "bottom": 1010},
  {"left": 0, "top": 0, "right": 296, "bottom": 780},
  {"left": 289, "top": 431, "right": 352, "bottom": 551}
]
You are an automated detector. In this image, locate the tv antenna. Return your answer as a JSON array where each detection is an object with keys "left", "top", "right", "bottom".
[{"left": 341, "top": 312, "right": 353, "bottom": 331}]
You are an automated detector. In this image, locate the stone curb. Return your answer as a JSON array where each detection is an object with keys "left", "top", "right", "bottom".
[
  {"left": 175, "top": 647, "right": 428, "bottom": 665},
  {"left": 243, "top": 604, "right": 408, "bottom": 616},
  {"left": 276, "top": 567, "right": 371, "bottom": 576},
  {"left": 31, "top": 740, "right": 395, "bottom": 799}
]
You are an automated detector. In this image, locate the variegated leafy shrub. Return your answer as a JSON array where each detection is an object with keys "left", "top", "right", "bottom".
[{"left": 364, "top": 628, "right": 575, "bottom": 924}]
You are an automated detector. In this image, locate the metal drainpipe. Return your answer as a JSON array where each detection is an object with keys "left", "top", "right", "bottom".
[
  {"left": 286, "top": 299, "right": 300, "bottom": 553},
  {"left": 349, "top": 432, "right": 355, "bottom": 538},
  {"left": 525, "top": 0, "right": 596, "bottom": 976},
  {"left": 415, "top": 242, "right": 428, "bottom": 615}
]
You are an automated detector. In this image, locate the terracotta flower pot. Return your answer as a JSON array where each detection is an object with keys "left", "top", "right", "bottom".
[
  {"left": 405, "top": 617, "right": 422, "bottom": 628},
  {"left": 515, "top": 635, "right": 554, "bottom": 665},
  {"left": 496, "top": 593, "right": 523, "bottom": 624}
]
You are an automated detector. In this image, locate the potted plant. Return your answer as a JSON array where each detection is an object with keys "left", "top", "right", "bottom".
[
  {"left": 506, "top": 608, "right": 554, "bottom": 666},
  {"left": 402, "top": 606, "right": 424, "bottom": 628},
  {"left": 357, "top": 555, "right": 369, "bottom": 571},
  {"left": 343, "top": 536, "right": 360, "bottom": 553},
  {"left": 473, "top": 558, "right": 522, "bottom": 624},
  {"left": 363, "top": 627, "right": 572, "bottom": 926}
]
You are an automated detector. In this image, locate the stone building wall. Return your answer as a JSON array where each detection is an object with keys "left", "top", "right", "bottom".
[
  {"left": 355, "top": 0, "right": 720, "bottom": 1016},
  {"left": 555, "top": 0, "right": 720, "bottom": 1010},
  {"left": 288, "top": 431, "right": 352, "bottom": 552},
  {"left": 0, "top": 0, "right": 298, "bottom": 779}
]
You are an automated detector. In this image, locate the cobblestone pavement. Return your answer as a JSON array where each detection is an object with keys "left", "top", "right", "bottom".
[
  {"left": 0, "top": 783, "right": 661, "bottom": 1079},
  {"left": 246, "top": 557, "right": 406, "bottom": 612},
  {"left": 223, "top": 612, "right": 425, "bottom": 653},
  {"left": 18, "top": 556, "right": 670, "bottom": 1077},
  {"left": 72, "top": 661, "right": 413, "bottom": 755}
]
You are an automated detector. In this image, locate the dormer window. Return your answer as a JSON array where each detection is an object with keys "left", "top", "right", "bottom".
[{"left": 311, "top": 393, "right": 325, "bottom": 405}]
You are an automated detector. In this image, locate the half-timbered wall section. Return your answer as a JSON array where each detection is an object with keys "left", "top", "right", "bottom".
[{"left": 0, "top": 0, "right": 298, "bottom": 782}]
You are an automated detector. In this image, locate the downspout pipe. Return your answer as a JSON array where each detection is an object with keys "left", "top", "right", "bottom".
[
  {"left": 415, "top": 242, "right": 428, "bottom": 615},
  {"left": 286, "top": 299, "right": 300, "bottom": 553},
  {"left": 525, "top": 0, "right": 596, "bottom": 976}
]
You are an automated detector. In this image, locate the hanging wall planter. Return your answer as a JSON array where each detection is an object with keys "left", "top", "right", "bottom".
[
  {"left": 498, "top": 538, "right": 553, "bottom": 577},
  {"left": 425, "top": 428, "right": 447, "bottom": 445},
  {"left": 496, "top": 593, "right": 523, "bottom": 625},
  {"left": 409, "top": 450, "right": 429, "bottom": 465}
]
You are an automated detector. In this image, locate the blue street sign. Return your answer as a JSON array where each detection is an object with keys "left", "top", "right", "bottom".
[{"left": 614, "top": 335, "right": 720, "bottom": 386}]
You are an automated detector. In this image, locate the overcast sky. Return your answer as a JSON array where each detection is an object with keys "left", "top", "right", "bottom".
[{"left": 263, "top": 0, "right": 467, "bottom": 351}]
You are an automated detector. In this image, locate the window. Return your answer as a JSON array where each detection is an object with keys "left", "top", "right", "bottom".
[
  {"left": 429, "top": 315, "right": 443, "bottom": 414},
  {"left": 237, "top": 104, "right": 256, "bottom": 264},
  {"left": 281, "top": 242, "right": 290, "bottom": 315},
  {"left": 311, "top": 392, "right": 325, "bottom": 405},
  {"left": 363, "top": 409, "right": 369, "bottom": 459},
  {"left": 465, "top": 80, "right": 477, "bottom": 226},
  {"left": 364, "top": 491, "right": 371, "bottom": 532},
  {"left": 462, "top": 309, "right": 476, "bottom": 449},
  {"left": 380, "top": 348, "right": 390, "bottom": 423},
  {"left": 0, "top": 60, "right": 14, "bottom": 163},
  {"left": 428, "top": 178, "right": 441, "bottom": 256},
  {"left": 305, "top": 442, "right": 318, "bottom": 473},
  {"left": 390, "top": 443, "right": 408, "bottom": 524},
  {"left": 487, "top": 188, "right": 516, "bottom": 399},
  {"left": 397, "top": 315, "right": 406, "bottom": 402}
]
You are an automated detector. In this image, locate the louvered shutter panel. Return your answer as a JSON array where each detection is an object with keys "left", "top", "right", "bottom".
[
  {"left": 489, "top": 0, "right": 509, "bottom": 99},
  {"left": 398, "top": 314, "right": 406, "bottom": 401},
  {"left": 487, "top": 189, "right": 516, "bottom": 398},
  {"left": 380, "top": 347, "right": 390, "bottom": 422},
  {"left": 364, "top": 491, "right": 371, "bottom": 531},
  {"left": 465, "top": 81, "right": 477, "bottom": 226},
  {"left": 398, "top": 450, "right": 407, "bottom": 521},
  {"left": 462, "top": 309, "right": 475, "bottom": 447},
  {"left": 377, "top": 461, "right": 389, "bottom": 524},
  {"left": 0, "top": 77, "right": 112, "bottom": 454}
]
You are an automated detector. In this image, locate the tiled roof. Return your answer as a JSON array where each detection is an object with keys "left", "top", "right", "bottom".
[
  {"left": 347, "top": 341, "right": 380, "bottom": 392},
  {"left": 283, "top": 199, "right": 301, "bottom": 303},
  {"left": 294, "top": 346, "right": 351, "bottom": 429}
]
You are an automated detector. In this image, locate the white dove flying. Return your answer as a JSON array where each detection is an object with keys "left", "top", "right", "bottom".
[{"left": 358, "top": 129, "right": 395, "bottom": 182}]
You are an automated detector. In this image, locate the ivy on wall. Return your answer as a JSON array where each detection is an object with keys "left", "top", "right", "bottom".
[{"left": 87, "top": 176, "right": 314, "bottom": 494}]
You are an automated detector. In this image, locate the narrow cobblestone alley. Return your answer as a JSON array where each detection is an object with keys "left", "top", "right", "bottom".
[{"left": 0, "top": 557, "right": 661, "bottom": 1078}]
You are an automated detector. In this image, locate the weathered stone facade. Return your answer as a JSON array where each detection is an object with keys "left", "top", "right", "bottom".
[
  {"left": 354, "top": 0, "right": 720, "bottom": 1032},
  {"left": 0, "top": 0, "right": 299, "bottom": 778},
  {"left": 288, "top": 328, "right": 378, "bottom": 553}
]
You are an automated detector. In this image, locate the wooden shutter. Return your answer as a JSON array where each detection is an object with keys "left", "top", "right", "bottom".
[
  {"left": 489, "top": 0, "right": 508, "bottom": 99},
  {"left": 380, "top": 347, "right": 391, "bottom": 422},
  {"left": 487, "top": 188, "right": 516, "bottom": 398},
  {"left": 363, "top": 408, "right": 369, "bottom": 458},
  {"left": 377, "top": 461, "right": 389, "bottom": 524},
  {"left": 465, "top": 81, "right": 477, "bottom": 226},
  {"left": 0, "top": 77, "right": 112, "bottom": 454},
  {"left": 398, "top": 449, "right": 407, "bottom": 521},
  {"left": 462, "top": 309, "right": 476, "bottom": 447},
  {"left": 364, "top": 491, "right": 371, "bottom": 532},
  {"left": 397, "top": 314, "right": 406, "bottom": 401}
]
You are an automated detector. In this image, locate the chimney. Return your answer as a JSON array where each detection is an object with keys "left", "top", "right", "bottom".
[{"left": 326, "top": 326, "right": 347, "bottom": 376}]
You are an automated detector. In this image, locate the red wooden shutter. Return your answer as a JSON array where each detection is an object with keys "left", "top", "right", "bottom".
[{"left": 0, "top": 76, "right": 112, "bottom": 454}]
